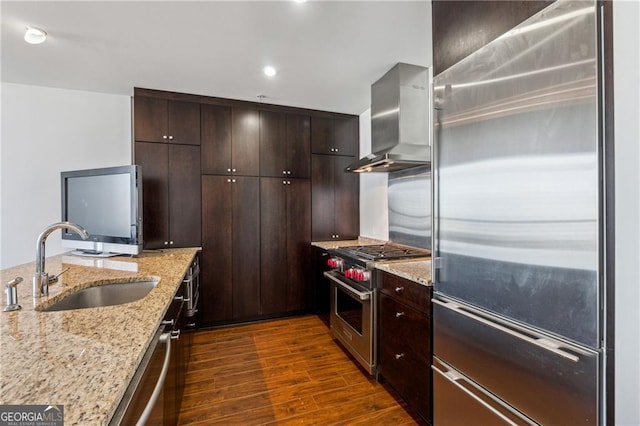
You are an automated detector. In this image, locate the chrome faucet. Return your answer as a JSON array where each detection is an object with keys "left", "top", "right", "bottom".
[{"left": 33, "top": 221, "right": 89, "bottom": 297}]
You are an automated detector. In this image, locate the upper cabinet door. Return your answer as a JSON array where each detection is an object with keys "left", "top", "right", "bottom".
[
  {"left": 286, "top": 114, "right": 310, "bottom": 178},
  {"left": 334, "top": 116, "right": 359, "bottom": 157},
  {"left": 134, "top": 97, "right": 168, "bottom": 143},
  {"left": 311, "top": 117, "right": 334, "bottom": 155},
  {"left": 201, "top": 104, "right": 232, "bottom": 175},
  {"left": 168, "top": 101, "right": 201, "bottom": 145},
  {"left": 311, "top": 116, "right": 359, "bottom": 157},
  {"left": 134, "top": 97, "right": 200, "bottom": 145},
  {"left": 259, "top": 110, "right": 287, "bottom": 178},
  {"left": 232, "top": 107, "right": 260, "bottom": 176}
]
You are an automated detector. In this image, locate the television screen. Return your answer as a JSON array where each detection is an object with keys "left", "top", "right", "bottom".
[{"left": 61, "top": 165, "right": 142, "bottom": 256}]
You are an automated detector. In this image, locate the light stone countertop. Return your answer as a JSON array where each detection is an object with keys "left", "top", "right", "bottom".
[
  {"left": 0, "top": 248, "right": 199, "bottom": 426},
  {"left": 311, "top": 237, "right": 387, "bottom": 250},
  {"left": 375, "top": 258, "right": 432, "bottom": 286}
]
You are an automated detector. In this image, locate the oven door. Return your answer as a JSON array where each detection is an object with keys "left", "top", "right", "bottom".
[{"left": 325, "top": 271, "right": 375, "bottom": 374}]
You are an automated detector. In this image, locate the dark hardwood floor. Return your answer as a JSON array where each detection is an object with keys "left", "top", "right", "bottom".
[{"left": 179, "top": 315, "right": 426, "bottom": 425}]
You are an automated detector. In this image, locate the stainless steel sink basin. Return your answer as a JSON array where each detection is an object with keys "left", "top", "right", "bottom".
[{"left": 39, "top": 280, "right": 158, "bottom": 312}]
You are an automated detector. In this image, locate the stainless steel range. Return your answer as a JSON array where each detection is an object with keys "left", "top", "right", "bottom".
[{"left": 324, "top": 243, "right": 430, "bottom": 374}]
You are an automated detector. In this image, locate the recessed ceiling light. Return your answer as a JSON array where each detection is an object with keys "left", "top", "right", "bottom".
[
  {"left": 24, "top": 26, "right": 47, "bottom": 45},
  {"left": 293, "top": 0, "right": 308, "bottom": 3},
  {"left": 263, "top": 66, "right": 277, "bottom": 77}
]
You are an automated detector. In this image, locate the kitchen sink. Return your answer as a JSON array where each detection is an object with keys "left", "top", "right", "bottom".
[{"left": 38, "top": 280, "right": 158, "bottom": 312}]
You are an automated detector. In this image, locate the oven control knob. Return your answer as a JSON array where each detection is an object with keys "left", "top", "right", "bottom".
[
  {"left": 345, "top": 268, "right": 354, "bottom": 279},
  {"left": 327, "top": 258, "right": 343, "bottom": 270},
  {"left": 360, "top": 270, "right": 370, "bottom": 281}
]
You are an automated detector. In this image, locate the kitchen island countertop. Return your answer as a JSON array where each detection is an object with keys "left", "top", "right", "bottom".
[{"left": 0, "top": 247, "right": 199, "bottom": 425}]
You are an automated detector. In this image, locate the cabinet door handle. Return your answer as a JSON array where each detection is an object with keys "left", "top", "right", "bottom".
[
  {"left": 287, "top": 170, "right": 291, "bottom": 175},
  {"left": 169, "top": 241, "right": 174, "bottom": 245},
  {"left": 396, "top": 312, "right": 405, "bottom": 318},
  {"left": 395, "top": 353, "right": 404, "bottom": 360},
  {"left": 395, "top": 286, "right": 404, "bottom": 293},
  {"left": 163, "top": 241, "right": 168, "bottom": 246},
  {"left": 232, "top": 168, "right": 237, "bottom": 172},
  {"left": 227, "top": 168, "right": 232, "bottom": 173},
  {"left": 168, "top": 135, "right": 174, "bottom": 140},
  {"left": 161, "top": 319, "right": 174, "bottom": 326},
  {"left": 171, "top": 329, "right": 181, "bottom": 340},
  {"left": 334, "top": 148, "right": 338, "bottom": 152},
  {"left": 283, "top": 170, "right": 287, "bottom": 175},
  {"left": 283, "top": 180, "right": 287, "bottom": 185},
  {"left": 163, "top": 135, "right": 168, "bottom": 140},
  {"left": 174, "top": 295, "right": 184, "bottom": 301}
]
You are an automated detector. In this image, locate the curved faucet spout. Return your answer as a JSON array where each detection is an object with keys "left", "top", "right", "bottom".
[{"left": 34, "top": 221, "right": 89, "bottom": 297}]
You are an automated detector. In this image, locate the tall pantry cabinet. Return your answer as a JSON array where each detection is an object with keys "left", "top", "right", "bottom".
[
  {"left": 311, "top": 116, "right": 360, "bottom": 241},
  {"left": 200, "top": 104, "right": 262, "bottom": 323}
]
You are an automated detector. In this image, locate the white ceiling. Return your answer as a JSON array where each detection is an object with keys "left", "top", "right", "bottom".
[{"left": 1, "top": 1, "right": 431, "bottom": 115}]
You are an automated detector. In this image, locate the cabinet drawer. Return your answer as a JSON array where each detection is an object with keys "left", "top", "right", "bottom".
[
  {"left": 379, "top": 294, "right": 431, "bottom": 365},
  {"left": 377, "top": 270, "right": 431, "bottom": 315},
  {"left": 379, "top": 292, "right": 433, "bottom": 422}
]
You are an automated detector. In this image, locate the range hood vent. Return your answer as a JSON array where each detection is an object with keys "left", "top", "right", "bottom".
[{"left": 346, "top": 63, "right": 431, "bottom": 173}]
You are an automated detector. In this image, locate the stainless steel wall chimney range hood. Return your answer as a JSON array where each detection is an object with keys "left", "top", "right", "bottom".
[{"left": 346, "top": 63, "right": 431, "bottom": 173}]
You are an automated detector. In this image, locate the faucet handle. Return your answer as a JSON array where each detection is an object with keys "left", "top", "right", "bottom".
[
  {"left": 4, "top": 276, "right": 23, "bottom": 312},
  {"left": 48, "top": 268, "right": 70, "bottom": 285}
]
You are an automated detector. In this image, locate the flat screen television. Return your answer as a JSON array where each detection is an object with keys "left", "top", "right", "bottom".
[{"left": 61, "top": 165, "right": 143, "bottom": 256}]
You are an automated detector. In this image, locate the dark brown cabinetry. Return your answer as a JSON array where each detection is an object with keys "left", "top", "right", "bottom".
[
  {"left": 135, "top": 142, "right": 201, "bottom": 250},
  {"left": 201, "top": 105, "right": 259, "bottom": 176},
  {"left": 377, "top": 270, "right": 432, "bottom": 423},
  {"left": 260, "top": 111, "right": 311, "bottom": 178},
  {"left": 311, "top": 116, "right": 358, "bottom": 156},
  {"left": 200, "top": 175, "right": 260, "bottom": 325},
  {"left": 311, "top": 154, "right": 359, "bottom": 241},
  {"left": 135, "top": 88, "right": 360, "bottom": 327},
  {"left": 260, "top": 177, "right": 311, "bottom": 315},
  {"left": 134, "top": 97, "right": 201, "bottom": 145}
]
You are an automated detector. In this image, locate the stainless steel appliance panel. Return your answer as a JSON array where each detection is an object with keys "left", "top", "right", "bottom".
[
  {"left": 433, "top": 296, "right": 599, "bottom": 425},
  {"left": 327, "top": 271, "right": 375, "bottom": 374},
  {"left": 432, "top": 357, "right": 536, "bottom": 426},
  {"left": 433, "top": 0, "right": 599, "bottom": 348}
]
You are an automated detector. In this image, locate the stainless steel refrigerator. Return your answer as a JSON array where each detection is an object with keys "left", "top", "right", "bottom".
[{"left": 432, "top": 1, "right": 605, "bottom": 424}]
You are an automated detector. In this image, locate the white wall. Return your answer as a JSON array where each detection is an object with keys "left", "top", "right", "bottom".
[
  {"left": 358, "top": 108, "right": 389, "bottom": 241},
  {"left": 613, "top": 1, "right": 640, "bottom": 424},
  {"left": 0, "top": 83, "right": 132, "bottom": 268}
]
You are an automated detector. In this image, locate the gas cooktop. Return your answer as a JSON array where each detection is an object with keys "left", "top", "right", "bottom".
[{"left": 332, "top": 243, "right": 431, "bottom": 262}]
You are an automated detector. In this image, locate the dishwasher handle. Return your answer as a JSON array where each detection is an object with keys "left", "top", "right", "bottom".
[{"left": 135, "top": 332, "right": 171, "bottom": 426}]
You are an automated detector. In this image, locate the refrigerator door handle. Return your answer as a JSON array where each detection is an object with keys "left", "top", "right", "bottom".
[
  {"left": 432, "top": 361, "right": 537, "bottom": 426},
  {"left": 432, "top": 298, "right": 580, "bottom": 363}
]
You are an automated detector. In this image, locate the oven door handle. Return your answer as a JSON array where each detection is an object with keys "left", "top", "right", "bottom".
[{"left": 324, "top": 271, "right": 371, "bottom": 301}]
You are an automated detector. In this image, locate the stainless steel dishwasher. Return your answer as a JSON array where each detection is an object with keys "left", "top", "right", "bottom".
[{"left": 109, "top": 326, "right": 172, "bottom": 425}]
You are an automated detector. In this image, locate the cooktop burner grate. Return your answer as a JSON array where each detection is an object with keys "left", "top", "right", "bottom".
[{"left": 337, "top": 244, "right": 430, "bottom": 261}]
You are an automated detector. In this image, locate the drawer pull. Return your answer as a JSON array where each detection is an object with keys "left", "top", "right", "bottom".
[
  {"left": 394, "top": 286, "right": 404, "bottom": 293},
  {"left": 395, "top": 353, "right": 404, "bottom": 360},
  {"left": 395, "top": 312, "right": 405, "bottom": 318}
]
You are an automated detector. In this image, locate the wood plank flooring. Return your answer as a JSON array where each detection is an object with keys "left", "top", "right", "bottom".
[{"left": 179, "top": 315, "right": 426, "bottom": 425}]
